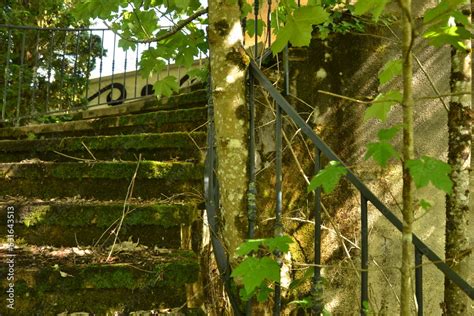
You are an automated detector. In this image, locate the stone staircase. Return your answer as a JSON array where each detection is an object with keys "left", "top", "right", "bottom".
[{"left": 0, "top": 90, "right": 208, "bottom": 315}]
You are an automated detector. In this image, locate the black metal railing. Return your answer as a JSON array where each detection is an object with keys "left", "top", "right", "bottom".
[
  {"left": 0, "top": 24, "right": 204, "bottom": 125},
  {"left": 245, "top": 58, "right": 474, "bottom": 314},
  {"left": 203, "top": 1, "right": 474, "bottom": 314}
]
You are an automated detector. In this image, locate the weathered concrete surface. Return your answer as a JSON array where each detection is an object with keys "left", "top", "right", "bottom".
[{"left": 274, "top": 9, "right": 471, "bottom": 313}]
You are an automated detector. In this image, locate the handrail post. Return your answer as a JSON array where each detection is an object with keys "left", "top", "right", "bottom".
[
  {"left": 273, "top": 93, "right": 283, "bottom": 316},
  {"left": 361, "top": 194, "right": 369, "bottom": 315},
  {"left": 312, "top": 148, "right": 323, "bottom": 314},
  {"left": 16, "top": 31, "right": 26, "bottom": 126},
  {"left": 283, "top": 45, "right": 289, "bottom": 96},
  {"left": 415, "top": 249, "right": 423, "bottom": 316},
  {"left": 3, "top": 28, "right": 12, "bottom": 122}
]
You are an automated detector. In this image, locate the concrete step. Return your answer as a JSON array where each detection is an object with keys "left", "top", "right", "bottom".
[
  {"left": 0, "top": 245, "right": 199, "bottom": 315},
  {"left": 0, "top": 161, "right": 203, "bottom": 200},
  {"left": 0, "top": 132, "right": 206, "bottom": 162},
  {"left": 75, "top": 89, "right": 207, "bottom": 120},
  {"left": 0, "top": 199, "right": 201, "bottom": 248},
  {"left": 0, "top": 106, "right": 207, "bottom": 140}
]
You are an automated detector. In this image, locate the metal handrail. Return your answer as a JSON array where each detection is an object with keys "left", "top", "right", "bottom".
[
  {"left": 248, "top": 58, "right": 474, "bottom": 314},
  {"left": 0, "top": 24, "right": 206, "bottom": 125}
]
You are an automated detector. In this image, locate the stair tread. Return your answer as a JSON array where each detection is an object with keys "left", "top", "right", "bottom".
[
  {"left": 0, "top": 106, "right": 207, "bottom": 139},
  {"left": 77, "top": 89, "right": 206, "bottom": 120},
  {"left": 0, "top": 198, "right": 200, "bottom": 227},
  {"left": 0, "top": 132, "right": 206, "bottom": 152},
  {"left": 0, "top": 246, "right": 198, "bottom": 314},
  {"left": 0, "top": 160, "right": 203, "bottom": 180},
  {"left": 0, "top": 245, "right": 198, "bottom": 288}
]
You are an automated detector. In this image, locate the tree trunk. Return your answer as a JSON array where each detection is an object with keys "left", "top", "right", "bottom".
[
  {"left": 208, "top": 0, "right": 248, "bottom": 263},
  {"left": 444, "top": 2, "right": 472, "bottom": 314},
  {"left": 399, "top": 0, "right": 415, "bottom": 315}
]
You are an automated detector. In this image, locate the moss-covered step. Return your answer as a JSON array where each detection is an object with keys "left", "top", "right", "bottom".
[
  {"left": 0, "top": 161, "right": 203, "bottom": 199},
  {"left": 0, "top": 246, "right": 199, "bottom": 315},
  {"left": 0, "top": 200, "right": 200, "bottom": 247},
  {"left": 1, "top": 289, "right": 204, "bottom": 315},
  {"left": 0, "top": 132, "right": 206, "bottom": 162},
  {"left": 76, "top": 89, "right": 207, "bottom": 120},
  {"left": 0, "top": 106, "right": 207, "bottom": 140}
]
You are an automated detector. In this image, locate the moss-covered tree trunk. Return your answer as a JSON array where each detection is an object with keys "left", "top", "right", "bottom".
[
  {"left": 208, "top": 0, "right": 248, "bottom": 261},
  {"left": 444, "top": 2, "right": 472, "bottom": 314},
  {"left": 399, "top": 0, "right": 415, "bottom": 314}
]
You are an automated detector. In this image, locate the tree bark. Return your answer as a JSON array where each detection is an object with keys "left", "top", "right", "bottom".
[
  {"left": 399, "top": 0, "right": 415, "bottom": 315},
  {"left": 208, "top": 0, "right": 248, "bottom": 260},
  {"left": 444, "top": 2, "right": 472, "bottom": 314}
]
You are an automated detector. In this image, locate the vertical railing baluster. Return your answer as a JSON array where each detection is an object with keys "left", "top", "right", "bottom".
[
  {"left": 312, "top": 148, "right": 323, "bottom": 314},
  {"left": 283, "top": 45, "right": 289, "bottom": 96},
  {"left": 110, "top": 32, "right": 117, "bottom": 102},
  {"left": 45, "top": 30, "right": 55, "bottom": 114},
  {"left": 84, "top": 30, "right": 93, "bottom": 107},
  {"left": 361, "top": 194, "right": 369, "bottom": 315},
  {"left": 3, "top": 28, "right": 12, "bottom": 121},
  {"left": 415, "top": 248, "right": 423, "bottom": 316},
  {"left": 98, "top": 30, "right": 105, "bottom": 105},
  {"left": 134, "top": 45, "right": 139, "bottom": 99},
  {"left": 73, "top": 29, "right": 81, "bottom": 108},
  {"left": 15, "top": 31, "right": 26, "bottom": 126},
  {"left": 30, "top": 29, "right": 40, "bottom": 115},
  {"left": 267, "top": 0, "right": 272, "bottom": 49},
  {"left": 60, "top": 30, "right": 68, "bottom": 107},
  {"left": 122, "top": 49, "right": 128, "bottom": 103},
  {"left": 274, "top": 90, "right": 283, "bottom": 316}
]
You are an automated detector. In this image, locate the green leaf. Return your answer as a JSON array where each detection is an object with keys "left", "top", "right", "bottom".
[
  {"left": 377, "top": 126, "right": 400, "bottom": 141},
  {"left": 419, "top": 199, "right": 432, "bottom": 211},
  {"left": 174, "top": 0, "right": 190, "bottom": 9},
  {"left": 118, "top": 38, "right": 136, "bottom": 51},
  {"left": 365, "top": 141, "right": 399, "bottom": 167},
  {"left": 175, "top": 45, "right": 198, "bottom": 68},
  {"left": 353, "top": 0, "right": 390, "bottom": 21},
  {"left": 271, "top": 6, "right": 330, "bottom": 54},
  {"left": 406, "top": 156, "right": 453, "bottom": 194},
  {"left": 308, "top": 161, "right": 347, "bottom": 194},
  {"left": 186, "top": 67, "right": 208, "bottom": 83},
  {"left": 231, "top": 257, "right": 280, "bottom": 294},
  {"left": 424, "top": 25, "right": 471, "bottom": 50},
  {"left": 153, "top": 76, "right": 179, "bottom": 98},
  {"left": 364, "top": 90, "right": 402, "bottom": 122},
  {"left": 139, "top": 48, "right": 167, "bottom": 78},
  {"left": 289, "top": 297, "right": 311, "bottom": 307},
  {"left": 423, "top": 0, "right": 465, "bottom": 24},
  {"left": 256, "top": 285, "right": 273, "bottom": 302},
  {"left": 289, "top": 267, "right": 314, "bottom": 290},
  {"left": 240, "top": 2, "right": 252, "bottom": 19},
  {"left": 236, "top": 239, "right": 266, "bottom": 256},
  {"left": 265, "top": 235, "right": 293, "bottom": 253},
  {"left": 246, "top": 19, "right": 266, "bottom": 37},
  {"left": 378, "top": 59, "right": 402, "bottom": 85}
]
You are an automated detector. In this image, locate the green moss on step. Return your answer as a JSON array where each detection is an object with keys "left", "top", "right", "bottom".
[
  {"left": 0, "top": 161, "right": 203, "bottom": 180},
  {"left": 0, "top": 132, "right": 206, "bottom": 154},
  {"left": 0, "top": 177, "right": 202, "bottom": 200},
  {"left": 0, "top": 106, "right": 207, "bottom": 140},
  {"left": 14, "top": 203, "right": 198, "bottom": 228}
]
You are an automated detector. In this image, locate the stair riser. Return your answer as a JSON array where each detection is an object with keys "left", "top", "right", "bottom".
[
  {"left": 0, "top": 108, "right": 207, "bottom": 140},
  {"left": 0, "top": 179, "right": 202, "bottom": 200},
  {"left": 0, "top": 148, "right": 202, "bottom": 163},
  {"left": 0, "top": 132, "right": 206, "bottom": 162},
  {"left": 0, "top": 288, "right": 189, "bottom": 315},
  {"left": 0, "top": 225, "right": 182, "bottom": 248}
]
